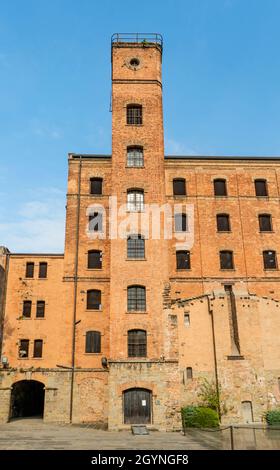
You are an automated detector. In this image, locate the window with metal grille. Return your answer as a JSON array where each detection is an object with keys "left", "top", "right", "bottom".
[
  {"left": 127, "top": 147, "right": 144, "bottom": 167},
  {"left": 128, "top": 330, "right": 147, "bottom": 357},
  {"left": 127, "top": 189, "right": 144, "bottom": 211},
  {"left": 87, "top": 289, "right": 101, "bottom": 310},
  {"left": 263, "top": 250, "right": 277, "bottom": 269},
  {"left": 186, "top": 367, "right": 193, "bottom": 379},
  {"left": 174, "top": 213, "right": 187, "bottom": 232},
  {"left": 90, "top": 178, "right": 103, "bottom": 195},
  {"left": 176, "top": 251, "right": 191, "bottom": 270},
  {"left": 88, "top": 250, "right": 102, "bottom": 269},
  {"left": 255, "top": 179, "right": 268, "bottom": 197},
  {"left": 127, "top": 104, "right": 142, "bottom": 125},
  {"left": 214, "top": 179, "right": 227, "bottom": 196},
  {"left": 259, "top": 214, "right": 272, "bottom": 232},
  {"left": 33, "top": 339, "right": 43, "bottom": 358},
  {"left": 173, "top": 178, "right": 186, "bottom": 196},
  {"left": 85, "top": 331, "right": 101, "bottom": 353},
  {"left": 89, "top": 212, "right": 103, "bottom": 232},
  {"left": 217, "top": 214, "right": 230, "bottom": 232},
  {"left": 36, "top": 301, "right": 45, "bottom": 318},
  {"left": 220, "top": 250, "right": 234, "bottom": 270},
  {"left": 127, "top": 285, "right": 146, "bottom": 311},
  {"left": 19, "top": 339, "right": 29, "bottom": 358},
  {"left": 127, "top": 235, "right": 145, "bottom": 259},
  {"left": 26, "top": 262, "right": 34, "bottom": 278},
  {"left": 39, "top": 262, "right": 47, "bottom": 278},
  {"left": 22, "top": 301, "right": 32, "bottom": 318}
]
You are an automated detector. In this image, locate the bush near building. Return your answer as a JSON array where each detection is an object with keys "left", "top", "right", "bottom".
[
  {"left": 265, "top": 409, "right": 280, "bottom": 425},
  {"left": 181, "top": 406, "right": 219, "bottom": 428}
]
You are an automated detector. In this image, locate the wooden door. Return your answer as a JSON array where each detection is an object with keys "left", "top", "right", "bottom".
[{"left": 123, "top": 388, "right": 151, "bottom": 424}]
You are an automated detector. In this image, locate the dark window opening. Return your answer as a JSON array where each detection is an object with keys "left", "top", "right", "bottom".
[
  {"left": 128, "top": 330, "right": 147, "bottom": 357},
  {"left": 130, "top": 58, "right": 140, "bottom": 67},
  {"left": 127, "top": 147, "right": 144, "bottom": 167},
  {"left": 214, "top": 179, "right": 227, "bottom": 196},
  {"left": 88, "top": 250, "right": 102, "bottom": 269},
  {"left": 220, "top": 250, "right": 234, "bottom": 270},
  {"left": 174, "top": 213, "right": 187, "bottom": 232},
  {"left": 263, "top": 250, "right": 277, "bottom": 270},
  {"left": 85, "top": 331, "right": 101, "bottom": 353},
  {"left": 89, "top": 212, "right": 103, "bottom": 232},
  {"left": 33, "top": 340, "right": 43, "bottom": 358},
  {"left": 127, "top": 104, "right": 142, "bottom": 125},
  {"left": 127, "top": 285, "right": 146, "bottom": 311},
  {"left": 127, "top": 235, "right": 145, "bottom": 259},
  {"left": 217, "top": 214, "right": 230, "bottom": 232},
  {"left": 39, "top": 262, "right": 47, "bottom": 279},
  {"left": 176, "top": 251, "right": 191, "bottom": 270},
  {"left": 36, "top": 301, "right": 45, "bottom": 318},
  {"left": 26, "top": 262, "right": 34, "bottom": 278},
  {"left": 127, "top": 190, "right": 144, "bottom": 211},
  {"left": 19, "top": 340, "right": 29, "bottom": 358},
  {"left": 259, "top": 214, "right": 272, "bottom": 232},
  {"left": 22, "top": 301, "right": 32, "bottom": 318},
  {"left": 87, "top": 289, "right": 101, "bottom": 310},
  {"left": 173, "top": 178, "right": 186, "bottom": 196},
  {"left": 186, "top": 367, "right": 193, "bottom": 379},
  {"left": 90, "top": 178, "right": 103, "bottom": 195},
  {"left": 255, "top": 179, "right": 268, "bottom": 197}
]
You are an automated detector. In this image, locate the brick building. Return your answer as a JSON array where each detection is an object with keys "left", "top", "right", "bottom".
[{"left": 0, "top": 34, "right": 280, "bottom": 429}]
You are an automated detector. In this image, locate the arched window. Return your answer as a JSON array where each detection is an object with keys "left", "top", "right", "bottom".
[
  {"left": 87, "top": 289, "right": 101, "bottom": 310},
  {"left": 259, "top": 214, "right": 272, "bottom": 232},
  {"left": 127, "top": 189, "right": 144, "bottom": 211},
  {"left": 173, "top": 178, "right": 186, "bottom": 196},
  {"left": 127, "top": 285, "right": 146, "bottom": 311},
  {"left": 255, "top": 179, "right": 268, "bottom": 197},
  {"left": 263, "top": 250, "right": 277, "bottom": 270},
  {"left": 88, "top": 250, "right": 102, "bottom": 269},
  {"left": 90, "top": 177, "right": 103, "bottom": 195},
  {"left": 176, "top": 251, "right": 190, "bottom": 270},
  {"left": 214, "top": 179, "right": 227, "bottom": 196},
  {"left": 128, "top": 330, "right": 147, "bottom": 357},
  {"left": 127, "top": 146, "right": 144, "bottom": 167},
  {"left": 220, "top": 250, "right": 234, "bottom": 270},
  {"left": 127, "top": 235, "right": 145, "bottom": 259},
  {"left": 174, "top": 213, "right": 187, "bottom": 232},
  {"left": 217, "top": 214, "right": 230, "bottom": 232},
  {"left": 127, "top": 104, "right": 142, "bottom": 125},
  {"left": 85, "top": 331, "right": 101, "bottom": 353}
]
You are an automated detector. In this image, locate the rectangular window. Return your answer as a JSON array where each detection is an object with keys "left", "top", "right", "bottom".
[
  {"left": 87, "top": 290, "right": 101, "bottom": 310},
  {"left": 176, "top": 251, "right": 190, "bottom": 270},
  {"left": 36, "top": 301, "right": 45, "bottom": 318},
  {"left": 184, "top": 313, "right": 190, "bottom": 327},
  {"left": 88, "top": 250, "right": 102, "bottom": 269},
  {"left": 263, "top": 251, "right": 277, "bottom": 270},
  {"left": 127, "top": 286, "right": 146, "bottom": 311},
  {"left": 217, "top": 214, "right": 230, "bottom": 232},
  {"left": 259, "top": 215, "right": 272, "bottom": 232},
  {"left": 128, "top": 330, "right": 147, "bottom": 357},
  {"left": 22, "top": 301, "right": 32, "bottom": 318},
  {"left": 186, "top": 367, "right": 193, "bottom": 379},
  {"left": 173, "top": 179, "right": 186, "bottom": 196},
  {"left": 90, "top": 178, "right": 103, "bottom": 195},
  {"left": 39, "top": 262, "right": 48, "bottom": 278},
  {"left": 127, "top": 105, "right": 142, "bottom": 125},
  {"left": 19, "top": 339, "right": 29, "bottom": 358},
  {"left": 214, "top": 179, "right": 227, "bottom": 196},
  {"left": 89, "top": 213, "right": 103, "bottom": 232},
  {"left": 127, "top": 236, "right": 145, "bottom": 259},
  {"left": 85, "top": 331, "right": 101, "bottom": 353},
  {"left": 25, "top": 262, "right": 34, "bottom": 278},
  {"left": 33, "top": 340, "right": 43, "bottom": 358},
  {"left": 255, "top": 179, "right": 268, "bottom": 197},
  {"left": 220, "top": 251, "right": 234, "bottom": 270},
  {"left": 127, "top": 147, "right": 144, "bottom": 167}
]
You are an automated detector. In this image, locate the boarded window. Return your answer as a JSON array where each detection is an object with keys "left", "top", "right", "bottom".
[
  {"left": 90, "top": 178, "right": 103, "bottom": 195},
  {"left": 36, "top": 301, "right": 45, "bottom": 318},
  {"left": 33, "top": 340, "right": 43, "bottom": 358},
  {"left": 214, "top": 179, "right": 227, "bottom": 196},
  {"left": 255, "top": 179, "right": 268, "bottom": 197},
  {"left": 186, "top": 367, "right": 193, "bottom": 379},
  {"left": 176, "top": 251, "right": 191, "bottom": 269},
  {"left": 88, "top": 250, "right": 102, "bottom": 269},
  {"left": 174, "top": 213, "right": 187, "bottom": 232},
  {"left": 22, "top": 301, "right": 32, "bottom": 318},
  {"left": 19, "top": 339, "right": 29, "bottom": 358},
  {"left": 127, "top": 285, "right": 146, "bottom": 311},
  {"left": 173, "top": 178, "right": 186, "bottom": 196},
  {"left": 263, "top": 250, "right": 277, "bottom": 269},
  {"left": 89, "top": 212, "right": 103, "bottom": 232},
  {"left": 127, "top": 235, "right": 145, "bottom": 259},
  {"left": 87, "top": 289, "right": 101, "bottom": 310},
  {"left": 25, "top": 262, "right": 34, "bottom": 278},
  {"left": 127, "top": 104, "right": 142, "bottom": 125},
  {"left": 184, "top": 313, "right": 190, "bottom": 326},
  {"left": 85, "top": 331, "right": 101, "bottom": 353},
  {"left": 39, "top": 262, "right": 47, "bottom": 278},
  {"left": 259, "top": 214, "right": 272, "bottom": 232},
  {"left": 127, "top": 190, "right": 144, "bottom": 211},
  {"left": 128, "top": 330, "right": 147, "bottom": 357},
  {"left": 220, "top": 250, "right": 234, "bottom": 270},
  {"left": 217, "top": 214, "right": 230, "bottom": 232},
  {"left": 127, "top": 147, "right": 144, "bottom": 167}
]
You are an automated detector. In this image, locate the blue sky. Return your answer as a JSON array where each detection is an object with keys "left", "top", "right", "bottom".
[{"left": 0, "top": 0, "right": 280, "bottom": 252}]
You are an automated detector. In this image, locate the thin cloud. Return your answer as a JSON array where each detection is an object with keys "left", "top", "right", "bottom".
[{"left": 165, "top": 138, "right": 198, "bottom": 156}]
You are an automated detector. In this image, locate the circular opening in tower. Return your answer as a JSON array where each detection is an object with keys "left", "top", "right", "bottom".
[{"left": 130, "top": 58, "right": 140, "bottom": 67}]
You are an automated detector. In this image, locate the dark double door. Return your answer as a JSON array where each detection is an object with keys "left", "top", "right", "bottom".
[{"left": 124, "top": 388, "right": 151, "bottom": 424}]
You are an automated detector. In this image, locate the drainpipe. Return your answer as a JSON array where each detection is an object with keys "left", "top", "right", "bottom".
[
  {"left": 69, "top": 156, "right": 82, "bottom": 423},
  {"left": 207, "top": 295, "right": 221, "bottom": 421},
  {"left": 0, "top": 250, "right": 10, "bottom": 357}
]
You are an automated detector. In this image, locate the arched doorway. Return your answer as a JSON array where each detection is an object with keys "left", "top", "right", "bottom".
[
  {"left": 123, "top": 388, "right": 152, "bottom": 424},
  {"left": 10, "top": 380, "right": 45, "bottom": 419}
]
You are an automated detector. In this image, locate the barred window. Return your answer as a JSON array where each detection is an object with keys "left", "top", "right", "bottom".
[
  {"left": 90, "top": 178, "right": 103, "bottom": 195},
  {"left": 127, "top": 189, "right": 144, "bottom": 212},
  {"left": 39, "top": 262, "right": 47, "bottom": 278},
  {"left": 174, "top": 213, "right": 187, "bottom": 232},
  {"left": 87, "top": 289, "right": 101, "bottom": 310},
  {"left": 127, "top": 285, "right": 146, "bottom": 311},
  {"left": 127, "top": 147, "right": 144, "bottom": 167},
  {"left": 176, "top": 251, "right": 190, "bottom": 270},
  {"left": 255, "top": 179, "right": 268, "bottom": 197},
  {"left": 85, "top": 331, "right": 101, "bottom": 353},
  {"left": 89, "top": 212, "right": 103, "bottom": 232},
  {"left": 259, "top": 214, "right": 272, "bottom": 232},
  {"left": 36, "top": 301, "right": 45, "bottom": 318},
  {"left": 220, "top": 250, "right": 234, "bottom": 270},
  {"left": 88, "top": 250, "right": 102, "bottom": 269},
  {"left": 127, "top": 104, "right": 142, "bottom": 125},
  {"left": 19, "top": 339, "right": 29, "bottom": 358},
  {"left": 214, "top": 179, "right": 227, "bottom": 196},
  {"left": 25, "top": 262, "right": 34, "bottom": 278},
  {"left": 173, "top": 178, "right": 186, "bottom": 196},
  {"left": 23, "top": 301, "right": 32, "bottom": 318},
  {"left": 33, "top": 340, "right": 43, "bottom": 358},
  {"left": 127, "top": 235, "right": 145, "bottom": 259},
  {"left": 217, "top": 214, "right": 230, "bottom": 232},
  {"left": 263, "top": 250, "right": 277, "bottom": 269},
  {"left": 128, "top": 329, "right": 147, "bottom": 357}
]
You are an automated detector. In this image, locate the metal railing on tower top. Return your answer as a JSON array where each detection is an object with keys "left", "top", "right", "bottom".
[{"left": 111, "top": 33, "right": 163, "bottom": 49}]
